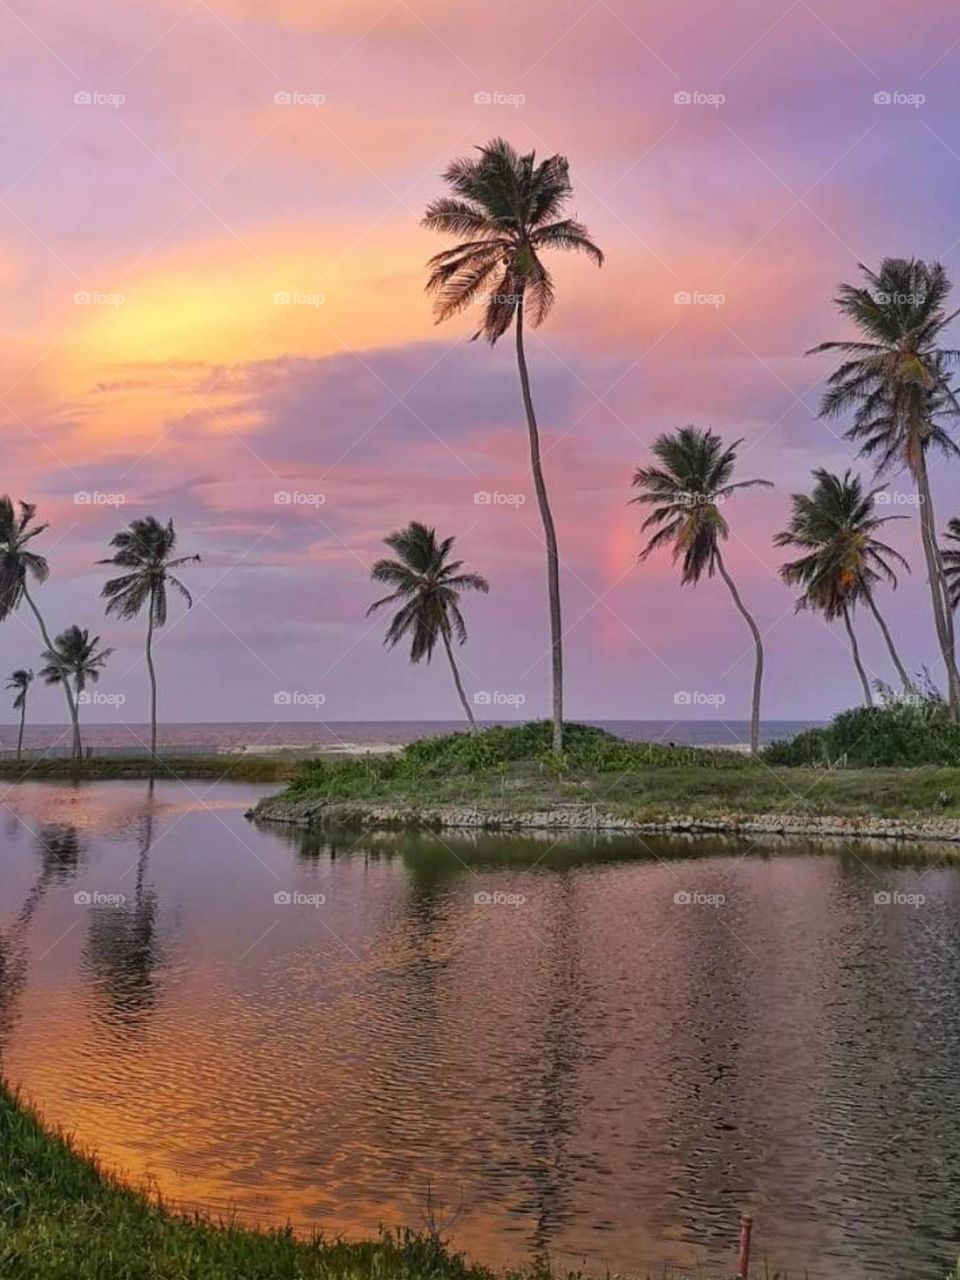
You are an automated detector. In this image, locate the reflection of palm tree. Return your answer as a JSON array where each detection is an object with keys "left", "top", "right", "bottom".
[
  {"left": 82, "top": 781, "right": 161, "bottom": 1032},
  {"left": 0, "top": 824, "right": 83, "bottom": 1053}
]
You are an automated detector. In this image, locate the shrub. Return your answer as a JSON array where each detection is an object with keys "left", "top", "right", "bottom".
[{"left": 764, "top": 694, "right": 960, "bottom": 768}]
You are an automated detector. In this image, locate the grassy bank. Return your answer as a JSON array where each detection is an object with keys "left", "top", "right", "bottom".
[
  {"left": 0, "top": 753, "right": 300, "bottom": 783},
  {"left": 253, "top": 722, "right": 960, "bottom": 832},
  {"left": 0, "top": 1084, "right": 526, "bottom": 1280}
]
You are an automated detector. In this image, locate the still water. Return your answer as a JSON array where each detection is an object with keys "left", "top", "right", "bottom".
[{"left": 1, "top": 779, "right": 959, "bottom": 1277}]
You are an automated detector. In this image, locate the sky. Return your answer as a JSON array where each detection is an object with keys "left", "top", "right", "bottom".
[{"left": 4, "top": 0, "right": 960, "bottom": 728}]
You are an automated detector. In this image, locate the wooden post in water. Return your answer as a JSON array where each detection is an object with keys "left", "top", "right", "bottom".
[{"left": 737, "top": 1214, "right": 753, "bottom": 1279}]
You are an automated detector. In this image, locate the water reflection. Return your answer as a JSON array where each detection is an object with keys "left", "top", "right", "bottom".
[{"left": 1, "top": 780, "right": 959, "bottom": 1279}]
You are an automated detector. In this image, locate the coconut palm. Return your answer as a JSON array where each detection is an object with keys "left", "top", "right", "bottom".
[
  {"left": 100, "top": 516, "right": 199, "bottom": 757},
  {"left": 422, "top": 138, "right": 603, "bottom": 752},
  {"left": 367, "top": 522, "right": 489, "bottom": 730},
  {"left": 809, "top": 258, "right": 960, "bottom": 719},
  {"left": 0, "top": 497, "right": 81, "bottom": 758},
  {"left": 631, "top": 426, "right": 771, "bottom": 754},
  {"left": 6, "top": 668, "right": 33, "bottom": 761},
  {"left": 39, "top": 626, "right": 113, "bottom": 759},
  {"left": 943, "top": 518, "right": 960, "bottom": 610},
  {"left": 774, "top": 469, "right": 912, "bottom": 704}
]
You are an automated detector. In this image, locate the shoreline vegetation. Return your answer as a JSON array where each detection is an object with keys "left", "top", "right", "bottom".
[
  {"left": 248, "top": 718, "right": 960, "bottom": 848},
  {"left": 0, "top": 1084, "right": 541, "bottom": 1280}
]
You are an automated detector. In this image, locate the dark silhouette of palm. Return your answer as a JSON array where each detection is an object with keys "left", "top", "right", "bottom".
[
  {"left": 39, "top": 625, "right": 113, "bottom": 758},
  {"left": 100, "top": 516, "right": 199, "bottom": 756},
  {"left": 809, "top": 258, "right": 960, "bottom": 717},
  {"left": 943, "top": 518, "right": 960, "bottom": 611},
  {"left": 775, "top": 469, "right": 911, "bottom": 703},
  {"left": 6, "top": 668, "right": 33, "bottom": 760},
  {"left": 423, "top": 137, "right": 602, "bottom": 752},
  {"left": 368, "top": 522, "right": 488, "bottom": 730},
  {"left": 631, "top": 426, "right": 771, "bottom": 753},
  {"left": 0, "top": 497, "right": 80, "bottom": 757}
]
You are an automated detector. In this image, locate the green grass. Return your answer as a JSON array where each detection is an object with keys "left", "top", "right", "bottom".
[
  {"left": 260, "top": 722, "right": 960, "bottom": 826},
  {"left": 0, "top": 754, "right": 300, "bottom": 783},
  {"left": 0, "top": 1084, "right": 536, "bottom": 1280}
]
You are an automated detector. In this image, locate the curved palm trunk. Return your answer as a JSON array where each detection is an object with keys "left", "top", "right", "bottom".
[
  {"left": 915, "top": 452, "right": 960, "bottom": 719},
  {"left": 440, "top": 627, "right": 477, "bottom": 731},
  {"left": 715, "top": 550, "right": 763, "bottom": 755},
  {"left": 22, "top": 587, "right": 81, "bottom": 761},
  {"left": 515, "top": 300, "right": 564, "bottom": 753},
  {"left": 841, "top": 604, "right": 873, "bottom": 706},
  {"left": 16, "top": 698, "right": 25, "bottom": 761},
  {"left": 145, "top": 600, "right": 158, "bottom": 757},
  {"left": 863, "top": 591, "right": 912, "bottom": 693}
]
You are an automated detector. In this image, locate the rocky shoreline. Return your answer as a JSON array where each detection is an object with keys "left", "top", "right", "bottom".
[{"left": 249, "top": 795, "right": 960, "bottom": 846}]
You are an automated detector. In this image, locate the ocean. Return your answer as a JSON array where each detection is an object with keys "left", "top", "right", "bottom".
[{"left": 0, "top": 719, "right": 818, "bottom": 756}]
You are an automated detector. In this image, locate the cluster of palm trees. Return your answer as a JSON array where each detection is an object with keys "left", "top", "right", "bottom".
[
  {"left": 369, "top": 140, "right": 960, "bottom": 754},
  {"left": 6, "top": 138, "right": 960, "bottom": 762},
  {"left": 1, "top": 503, "right": 197, "bottom": 760}
]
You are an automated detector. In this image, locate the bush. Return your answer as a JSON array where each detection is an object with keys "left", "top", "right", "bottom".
[{"left": 764, "top": 694, "right": 960, "bottom": 768}]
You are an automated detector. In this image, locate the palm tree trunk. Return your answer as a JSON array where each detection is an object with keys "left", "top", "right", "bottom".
[
  {"left": 715, "top": 550, "right": 763, "bottom": 755},
  {"left": 515, "top": 298, "right": 564, "bottom": 753},
  {"left": 16, "top": 701, "right": 25, "bottom": 761},
  {"left": 841, "top": 604, "right": 873, "bottom": 706},
  {"left": 440, "top": 627, "right": 477, "bottom": 731},
  {"left": 22, "top": 587, "right": 81, "bottom": 761},
  {"left": 863, "top": 591, "right": 912, "bottom": 693},
  {"left": 915, "top": 451, "right": 960, "bottom": 719},
  {"left": 146, "top": 602, "right": 158, "bottom": 757}
]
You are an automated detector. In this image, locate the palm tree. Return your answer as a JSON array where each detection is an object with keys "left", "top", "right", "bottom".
[
  {"left": 6, "top": 668, "right": 33, "bottom": 761},
  {"left": 422, "top": 138, "right": 603, "bottom": 752},
  {"left": 774, "top": 469, "right": 912, "bottom": 703},
  {"left": 808, "top": 258, "right": 960, "bottom": 719},
  {"left": 630, "top": 426, "right": 771, "bottom": 754},
  {"left": 367, "top": 522, "right": 489, "bottom": 730},
  {"left": 0, "top": 497, "right": 81, "bottom": 758},
  {"left": 39, "top": 626, "right": 113, "bottom": 759},
  {"left": 943, "top": 518, "right": 960, "bottom": 610},
  {"left": 100, "top": 517, "right": 199, "bottom": 757}
]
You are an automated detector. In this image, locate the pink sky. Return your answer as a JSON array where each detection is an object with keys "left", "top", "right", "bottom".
[{"left": 4, "top": 0, "right": 960, "bottom": 727}]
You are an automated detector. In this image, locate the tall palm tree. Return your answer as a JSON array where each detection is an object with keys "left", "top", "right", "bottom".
[
  {"left": 367, "top": 522, "right": 489, "bottom": 730},
  {"left": 100, "top": 516, "right": 199, "bottom": 757},
  {"left": 39, "top": 626, "right": 113, "bottom": 759},
  {"left": 423, "top": 138, "right": 603, "bottom": 752},
  {"left": 774, "top": 469, "right": 912, "bottom": 704},
  {"left": 808, "top": 258, "right": 960, "bottom": 719},
  {"left": 0, "top": 497, "right": 80, "bottom": 758},
  {"left": 6, "top": 668, "right": 33, "bottom": 761},
  {"left": 630, "top": 426, "right": 771, "bottom": 754}
]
